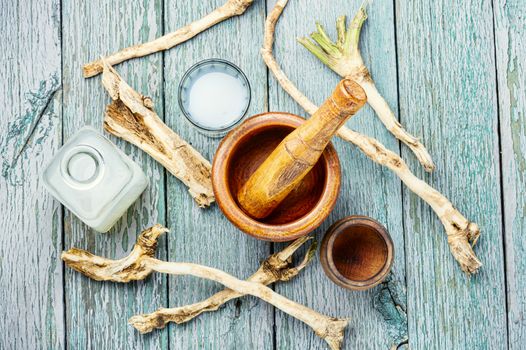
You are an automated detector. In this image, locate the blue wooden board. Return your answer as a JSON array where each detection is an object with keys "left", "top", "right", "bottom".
[
  {"left": 0, "top": 0, "right": 522, "bottom": 348},
  {"left": 396, "top": 1, "right": 507, "bottom": 348}
]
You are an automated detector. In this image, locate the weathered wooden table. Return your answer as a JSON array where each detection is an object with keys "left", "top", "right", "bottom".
[{"left": 1, "top": 0, "right": 523, "bottom": 349}]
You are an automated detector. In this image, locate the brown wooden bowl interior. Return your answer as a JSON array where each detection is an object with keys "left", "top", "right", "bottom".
[
  {"left": 228, "top": 125, "right": 325, "bottom": 225},
  {"left": 212, "top": 112, "right": 341, "bottom": 242},
  {"left": 320, "top": 216, "right": 394, "bottom": 290}
]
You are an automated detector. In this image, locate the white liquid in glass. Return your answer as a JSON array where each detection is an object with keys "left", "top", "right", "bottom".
[
  {"left": 179, "top": 60, "right": 250, "bottom": 135},
  {"left": 187, "top": 71, "right": 248, "bottom": 129}
]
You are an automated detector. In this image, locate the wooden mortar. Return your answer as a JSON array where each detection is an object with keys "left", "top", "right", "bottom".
[
  {"left": 236, "top": 79, "right": 366, "bottom": 219},
  {"left": 212, "top": 113, "right": 341, "bottom": 241},
  {"left": 320, "top": 216, "right": 394, "bottom": 291}
]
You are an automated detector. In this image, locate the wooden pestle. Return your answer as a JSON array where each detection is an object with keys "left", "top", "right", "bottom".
[{"left": 237, "top": 79, "right": 367, "bottom": 219}]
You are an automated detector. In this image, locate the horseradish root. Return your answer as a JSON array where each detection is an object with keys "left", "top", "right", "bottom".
[
  {"left": 83, "top": 0, "right": 255, "bottom": 78},
  {"left": 129, "top": 236, "right": 317, "bottom": 333},
  {"left": 62, "top": 225, "right": 348, "bottom": 350},
  {"left": 298, "top": 3, "right": 435, "bottom": 172},
  {"left": 101, "top": 61, "right": 214, "bottom": 207},
  {"left": 263, "top": 0, "right": 481, "bottom": 274}
]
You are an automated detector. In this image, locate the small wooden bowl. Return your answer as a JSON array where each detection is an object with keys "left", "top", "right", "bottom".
[
  {"left": 212, "top": 112, "right": 341, "bottom": 242},
  {"left": 320, "top": 216, "right": 394, "bottom": 291}
]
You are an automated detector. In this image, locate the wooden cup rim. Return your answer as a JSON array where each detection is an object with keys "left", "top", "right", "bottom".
[{"left": 320, "top": 215, "right": 394, "bottom": 291}]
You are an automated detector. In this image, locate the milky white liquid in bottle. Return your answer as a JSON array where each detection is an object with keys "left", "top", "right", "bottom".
[{"left": 42, "top": 127, "right": 148, "bottom": 232}]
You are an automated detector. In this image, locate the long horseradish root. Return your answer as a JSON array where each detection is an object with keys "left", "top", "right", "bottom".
[
  {"left": 129, "top": 236, "right": 317, "bottom": 333},
  {"left": 62, "top": 225, "right": 348, "bottom": 350},
  {"left": 83, "top": 0, "right": 255, "bottom": 78},
  {"left": 262, "top": 0, "right": 481, "bottom": 274},
  {"left": 101, "top": 61, "right": 214, "bottom": 207},
  {"left": 298, "top": 3, "right": 435, "bottom": 172}
]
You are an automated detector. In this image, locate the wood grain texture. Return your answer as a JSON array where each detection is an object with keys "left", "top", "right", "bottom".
[
  {"left": 396, "top": 1, "right": 507, "bottom": 348},
  {"left": 0, "top": 0, "right": 64, "bottom": 348},
  {"left": 493, "top": 0, "right": 526, "bottom": 348},
  {"left": 163, "top": 1, "right": 274, "bottom": 348},
  {"left": 1, "top": 0, "right": 520, "bottom": 348},
  {"left": 61, "top": 1, "right": 167, "bottom": 348},
  {"left": 266, "top": 0, "right": 408, "bottom": 348}
]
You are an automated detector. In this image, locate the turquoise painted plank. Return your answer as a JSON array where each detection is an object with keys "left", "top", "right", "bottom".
[
  {"left": 266, "top": 0, "right": 408, "bottom": 349},
  {"left": 0, "top": 0, "right": 64, "bottom": 348},
  {"left": 494, "top": 0, "right": 526, "bottom": 348},
  {"left": 396, "top": 1, "right": 507, "bottom": 348},
  {"left": 62, "top": 1, "right": 167, "bottom": 348},
  {"left": 163, "top": 1, "right": 274, "bottom": 348}
]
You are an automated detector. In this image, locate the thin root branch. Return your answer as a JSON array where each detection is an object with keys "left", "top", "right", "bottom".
[
  {"left": 128, "top": 237, "right": 317, "bottom": 332},
  {"left": 62, "top": 226, "right": 348, "bottom": 350},
  {"left": 83, "top": 0, "right": 255, "bottom": 78}
]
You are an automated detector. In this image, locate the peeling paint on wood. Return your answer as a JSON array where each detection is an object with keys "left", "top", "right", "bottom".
[
  {"left": 0, "top": 0, "right": 64, "bottom": 349},
  {"left": 62, "top": 0, "right": 167, "bottom": 349},
  {"left": 396, "top": 0, "right": 507, "bottom": 348},
  {"left": 494, "top": 0, "right": 526, "bottom": 348},
  {"left": 164, "top": 1, "right": 273, "bottom": 348},
  {"left": 372, "top": 274, "right": 408, "bottom": 349},
  {"left": 1, "top": 0, "right": 522, "bottom": 348},
  {"left": 267, "top": 0, "right": 407, "bottom": 349},
  {"left": 1, "top": 76, "right": 60, "bottom": 177}
]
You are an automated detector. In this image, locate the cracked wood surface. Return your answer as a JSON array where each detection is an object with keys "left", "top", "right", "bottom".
[
  {"left": 61, "top": 1, "right": 167, "bottom": 349},
  {"left": 0, "top": 0, "right": 520, "bottom": 349},
  {"left": 0, "top": 1, "right": 64, "bottom": 349},
  {"left": 494, "top": 0, "right": 526, "bottom": 348},
  {"left": 396, "top": 1, "right": 507, "bottom": 348},
  {"left": 267, "top": 1, "right": 408, "bottom": 348},
  {"left": 163, "top": 1, "right": 273, "bottom": 348}
]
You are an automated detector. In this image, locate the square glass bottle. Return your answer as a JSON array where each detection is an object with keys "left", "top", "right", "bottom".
[{"left": 42, "top": 127, "right": 148, "bottom": 232}]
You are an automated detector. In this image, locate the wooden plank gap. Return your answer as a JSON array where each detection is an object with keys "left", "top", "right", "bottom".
[{"left": 489, "top": 0, "right": 511, "bottom": 348}]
